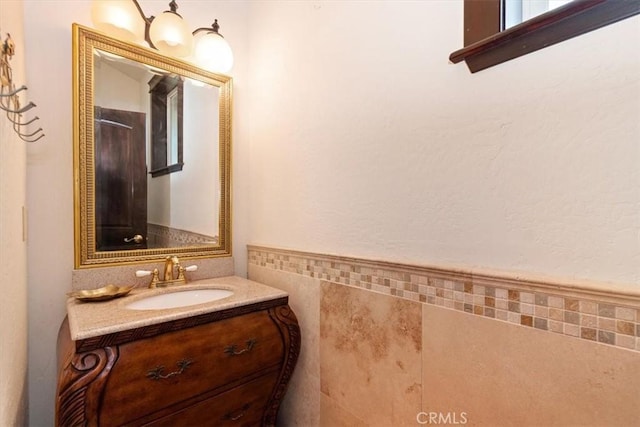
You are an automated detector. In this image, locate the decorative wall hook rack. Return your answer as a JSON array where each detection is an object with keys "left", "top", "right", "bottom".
[{"left": 1, "top": 33, "right": 44, "bottom": 143}]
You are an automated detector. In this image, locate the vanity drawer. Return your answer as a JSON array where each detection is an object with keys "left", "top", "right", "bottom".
[
  {"left": 142, "top": 371, "right": 280, "bottom": 427},
  {"left": 99, "top": 310, "right": 284, "bottom": 426}
]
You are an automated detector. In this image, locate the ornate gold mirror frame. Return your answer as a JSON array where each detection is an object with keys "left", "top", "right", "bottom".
[{"left": 73, "top": 24, "right": 232, "bottom": 268}]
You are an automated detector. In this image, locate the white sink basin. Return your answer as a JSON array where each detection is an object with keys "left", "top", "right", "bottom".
[{"left": 125, "top": 288, "right": 234, "bottom": 310}]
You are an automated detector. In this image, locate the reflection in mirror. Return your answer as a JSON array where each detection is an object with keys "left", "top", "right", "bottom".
[
  {"left": 94, "top": 50, "right": 219, "bottom": 251},
  {"left": 74, "top": 24, "right": 231, "bottom": 267},
  {"left": 148, "top": 74, "right": 184, "bottom": 177}
]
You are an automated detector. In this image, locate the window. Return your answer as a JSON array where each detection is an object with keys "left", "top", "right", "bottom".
[
  {"left": 504, "top": 0, "right": 574, "bottom": 29},
  {"left": 450, "top": 0, "right": 640, "bottom": 73}
]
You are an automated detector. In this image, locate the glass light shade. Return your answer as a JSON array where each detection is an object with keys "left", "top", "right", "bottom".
[
  {"left": 91, "top": 0, "right": 145, "bottom": 44},
  {"left": 193, "top": 31, "right": 233, "bottom": 73},
  {"left": 149, "top": 11, "right": 193, "bottom": 57}
]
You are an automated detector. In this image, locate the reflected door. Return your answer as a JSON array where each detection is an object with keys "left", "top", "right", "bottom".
[{"left": 95, "top": 107, "right": 147, "bottom": 251}]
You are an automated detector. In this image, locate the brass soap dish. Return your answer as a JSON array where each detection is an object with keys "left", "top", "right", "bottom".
[{"left": 68, "top": 284, "right": 134, "bottom": 302}]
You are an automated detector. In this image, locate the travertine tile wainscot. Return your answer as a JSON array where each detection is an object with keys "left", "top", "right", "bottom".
[{"left": 247, "top": 245, "right": 640, "bottom": 427}]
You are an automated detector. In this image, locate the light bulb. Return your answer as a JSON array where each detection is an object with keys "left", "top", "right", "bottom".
[
  {"left": 193, "top": 31, "right": 233, "bottom": 73},
  {"left": 91, "top": 0, "right": 145, "bottom": 44},
  {"left": 149, "top": 11, "right": 193, "bottom": 57}
]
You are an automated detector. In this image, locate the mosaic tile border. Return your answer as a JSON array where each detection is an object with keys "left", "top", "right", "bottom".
[{"left": 248, "top": 245, "right": 640, "bottom": 352}]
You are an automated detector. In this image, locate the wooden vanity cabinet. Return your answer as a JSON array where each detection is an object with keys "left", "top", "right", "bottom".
[{"left": 56, "top": 298, "right": 300, "bottom": 427}]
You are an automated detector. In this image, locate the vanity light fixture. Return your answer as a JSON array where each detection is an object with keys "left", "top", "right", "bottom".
[
  {"left": 192, "top": 20, "right": 234, "bottom": 75},
  {"left": 91, "top": 0, "right": 234, "bottom": 73}
]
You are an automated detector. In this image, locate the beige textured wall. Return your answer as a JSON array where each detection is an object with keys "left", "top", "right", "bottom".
[
  {"left": 243, "top": 2, "right": 640, "bottom": 420},
  {"left": 246, "top": 1, "right": 640, "bottom": 286},
  {"left": 0, "top": 1, "right": 28, "bottom": 425},
  {"left": 248, "top": 263, "right": 640, "bottom": 427}
]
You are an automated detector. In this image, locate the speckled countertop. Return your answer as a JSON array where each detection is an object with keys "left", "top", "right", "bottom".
[{"left": 66, "top": 276, "right": 288, "bottom": 341}]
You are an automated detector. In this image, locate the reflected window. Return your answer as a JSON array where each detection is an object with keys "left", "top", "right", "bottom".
[
  {"left": 166, "top": 87, "right": 179, "bottom": 166},
  {"left": 149, "top": 75, "right": 184, "bottom": 177}
]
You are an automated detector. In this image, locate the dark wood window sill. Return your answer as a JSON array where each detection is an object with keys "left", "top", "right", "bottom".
[
  {"left": 150, "top": 162, "right": 184, "bottom": 178},
  {"left": 450, "top": 0, "right": 640, "bottom": 73}
]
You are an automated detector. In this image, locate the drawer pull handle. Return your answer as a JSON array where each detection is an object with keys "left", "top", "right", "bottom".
[
  {"left": 146, "top": 359, "right": 192, "bottom": 381},
  {"left": 223, "top": 403, "right": 250, "bottom": 421},
  {"left": 224, "top": 338, "right": 257, "bottom": 356}
]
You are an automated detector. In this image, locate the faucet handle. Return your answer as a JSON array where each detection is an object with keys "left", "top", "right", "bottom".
[
  {"left": 177, "top": 265, "right": 198, "bottom": 284},
  {"left": 137, "top": 269, "right": 160, "bottom": 288}
]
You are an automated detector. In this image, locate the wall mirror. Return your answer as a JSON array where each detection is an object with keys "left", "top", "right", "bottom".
[{"left": 73, "top": 24, "right": 231, "bottom": 268}]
